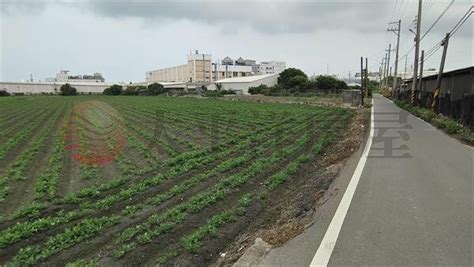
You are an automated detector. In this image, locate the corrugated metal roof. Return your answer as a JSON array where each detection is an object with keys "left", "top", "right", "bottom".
[{"left": 215, "top": 74, "right": 278, "bottom": 83}]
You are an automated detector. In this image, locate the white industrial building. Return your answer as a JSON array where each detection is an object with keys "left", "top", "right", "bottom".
[{"left": 208, "top": 74, "right": 279, "bottom": 95}]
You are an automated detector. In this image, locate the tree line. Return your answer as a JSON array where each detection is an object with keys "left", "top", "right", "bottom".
[{"left": 249, "top": 68, "right": 349, "bottom": 95}]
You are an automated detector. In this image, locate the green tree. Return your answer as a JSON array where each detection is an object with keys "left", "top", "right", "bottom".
[
  {"left": 287, "top": 75, "right": 309, "bottom": 91},
  {"left": 278, "top": 68, "right": 308, "bottom": 89},
  {"left": 103, "top": 84, "right": 123, "bottom": 95},
  {"left": 60, "top": 83, "right": 77, "bottom": 96}
]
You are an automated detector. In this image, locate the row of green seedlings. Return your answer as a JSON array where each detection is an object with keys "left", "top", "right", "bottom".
[
  {"left": 0, "top": 101, "right": 57, "bottom": 131},
  {"left": 68, "top": 101, "right": 159, "bottom": 177},
  {"left": 119, "top": 106, "right": 201, "bottom": 152},
  {"left": 2, "top": 105, "right": 311, "bottom": 224},
  {"left": 0, "top": 113, "right": 304, "bottom": 249},
  {"left": 0, "top": 104, "right": 336, "bottom": 262},
  {"left": 0, "top": 113, "right": 308, "bottom": 266},
  {"left": 2, "top": 112, "right": 312, "bottom": 264},
  {"left": 0, "top": 102, "right": 68, "bottom": 202},
  {"left": 161, "top": 110, "right": 354, "bottom": 262},
  {"left": 0, "top": 105, "right": 58, "bottom": 161},
  {"left": 112, "top": 124, "right": 314, "bottom": 257},
  {"left": 117, "top": 104, "right": 240, "bottom": 156},
  {"left": 115, "top": 99, "right": 276, "bottom": 145},
  {"left": 9, "top": 216, "right": 119, "bottom": 266},
  {"left": 81, "top": 115, "right": 307, "bottom": 212},
  {"left": 0, "top": 100, "right": 56, "bottom": 136},
  {"left": 85, "top": 102, "right": 174, "bottom": 176},
  {"left": 110, "top": 97, "right": 272, "bottom": 131},
  {"left": 116, "top": 108, "right": 315, "bottom": 218},
  {"left": 123, "top": 112, "right": 322, "bottom": 219},
  {"left": 34, "top": 103, "right": 74, "bottom": 201},
  {"left": 119, "top": 104, "right": 257, "bottom": 148}
]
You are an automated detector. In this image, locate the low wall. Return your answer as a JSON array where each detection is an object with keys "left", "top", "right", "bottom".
[{"left": 0, "top": 82, "right": 114, "bottom": 94}]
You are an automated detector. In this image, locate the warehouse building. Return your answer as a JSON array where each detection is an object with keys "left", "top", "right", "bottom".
[{"left": 208, "top": 74, "right": 279, "bottom": 95}]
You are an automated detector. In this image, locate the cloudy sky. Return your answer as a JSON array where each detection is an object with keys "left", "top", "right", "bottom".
[{"left": 1, "top": 0, "right": 472, "bottom": 83}]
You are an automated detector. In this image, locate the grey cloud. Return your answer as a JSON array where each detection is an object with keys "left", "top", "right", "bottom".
[
  {"left": 0, "top": 1, "right": 47, "bottom": 15},
  {"left": 84, "top": 1, "right": 392, "bottom": 34}
]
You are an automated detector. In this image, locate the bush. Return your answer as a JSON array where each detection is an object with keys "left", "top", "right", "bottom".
[
  {"left": 395, "top": 100, "right": 473, "bottom": 145},
  {"left": 60, "top": 83, "right": 77, "bottom": 96},
  {"left": 0, "top": 90, "right": 10, "bottom": 97},
  {"left": 248, "top": 84, "right": 268, "bottom": 95},
  {"left": 203, "top": 90, "right": 236, "bottom": 97},
  {"left": 103, "top": 84, "right": 123, "bottom": 95},
  {"left": 147, "top": 83, "right": 165, "bottom": 95}
]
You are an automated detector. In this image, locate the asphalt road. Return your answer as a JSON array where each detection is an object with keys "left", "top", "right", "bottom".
[{"left": 258, "top": 94, "right": 473, "bottom": 266}]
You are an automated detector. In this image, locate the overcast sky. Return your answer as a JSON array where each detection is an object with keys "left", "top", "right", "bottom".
[{"left": 1, "top": 0, "right": 472, "bottom": 83}]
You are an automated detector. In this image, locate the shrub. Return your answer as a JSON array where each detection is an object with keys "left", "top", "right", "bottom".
[
  {"left": 203, "top": 90, "right": 236, "bottom": 97},
  {"left": 146, "top": 83, "right": 165, "bottom": 96},
  {"left": 103, "top": 84, "right": 123, "bottom": 95},
  {"left": 0, "top": 90, "right": 10, "bottom": 96},
  {"left": 248, "top": 84, "right": 268, "bottom": 95},
  {"left": 60, "top": 83, "right": 77, "bottom": 96}
]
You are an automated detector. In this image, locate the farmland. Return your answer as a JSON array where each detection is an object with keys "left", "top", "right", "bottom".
[{"left": 0, "top": 95, "right": 358, "bottom": 266}]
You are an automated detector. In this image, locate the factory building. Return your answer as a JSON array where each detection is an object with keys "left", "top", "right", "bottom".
[
  {"left": 145, "top": 52, "right": 285, "bottom": 84},
  {"left": 208, "top": 73, "right": 279, "bottom": 95}
]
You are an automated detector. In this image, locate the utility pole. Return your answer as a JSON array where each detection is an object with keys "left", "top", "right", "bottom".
[
  {"left": 360, "top": 57, "right": 364, "bottom": 106},
  {"left": 385, "top": 44, "right": 393, "bottom": 82},
  {"left": 365, "top": 57, "right": 369, "bottom": 97},
  {"left": 411, "top": 0, "right": 422, "bottom": 104},
  {"left": 432, "top": 33, "right": 450, "bottom": 112},
  {"left": 383, "top": 53, "right": 388, "bottom": 87},
  {"left": 417, "top": 50, "right": 425, "bottom": 104},
  {"left": 379, "top": 58, "right": 384, "bottom": 91},
  {"left": 404, "top": 55, "right": 408, "bottom": 79},
  {"left": 388, "top": 19, "right": 401, "bottom": 92}
]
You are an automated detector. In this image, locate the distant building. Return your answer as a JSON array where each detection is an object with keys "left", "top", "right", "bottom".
[
  {"left": 256, "top": 61, "right": 286, "bottom": 75},
  {"left": 212, "top": 64, "right": 253, "bottom": 80},
  {"left": 146, "top": 50, "right": 212, "bottom": 83},
  {"left": 53, "top": 70, "right": 105, "bottom": 83},
  {"left": 208, "top": 74, "right": 279, "bottom": 95},
  {"left": 145, "top": 52, "right": 286, "bottom": 84}
]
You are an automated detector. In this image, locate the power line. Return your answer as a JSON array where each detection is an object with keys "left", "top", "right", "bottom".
[
  {"left": 421, "top": 0, "right": 455, "bottom": 40},
  {"left": 449, "top": 7, "right": 473, "bottom": 36},
  {"left": 390, "top": 0, "right": 400, "bottom": 22},
  {"left": 421, "top": 8, "right": 472, "bottom": 64}
]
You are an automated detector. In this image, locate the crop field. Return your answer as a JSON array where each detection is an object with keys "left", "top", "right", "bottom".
[{"left": 0, "top": 96, "right": 354, "bottom": 266}]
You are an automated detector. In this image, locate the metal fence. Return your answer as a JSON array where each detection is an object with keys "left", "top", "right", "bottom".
[{"left": 395, "top": 66, "right": 474, "bottom": 129}]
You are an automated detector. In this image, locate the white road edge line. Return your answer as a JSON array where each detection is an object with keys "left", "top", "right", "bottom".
[{"left": 309, "top": 97, "right": 375, "bottom": 267}]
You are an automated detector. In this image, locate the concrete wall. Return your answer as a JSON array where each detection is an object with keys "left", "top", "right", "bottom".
[{"left": 0, "top": 82, "right": 116, "bottom": 94}]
